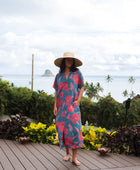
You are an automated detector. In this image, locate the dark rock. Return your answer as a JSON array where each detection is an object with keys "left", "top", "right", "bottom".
[{"left": 42, "top": 69, "right": 54, "bottom": 77}]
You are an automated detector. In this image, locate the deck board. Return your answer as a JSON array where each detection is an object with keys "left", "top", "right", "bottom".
[{"left": 0, "top": 139, "right": 140, "bottom": 170}]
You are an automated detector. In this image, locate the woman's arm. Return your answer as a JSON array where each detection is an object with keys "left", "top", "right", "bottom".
[
  {"left": 53, "top": 91, "right": 57, "bottom": 116},
  {"left": 73, "top": 86, "right": 84, "bottom": 105}
]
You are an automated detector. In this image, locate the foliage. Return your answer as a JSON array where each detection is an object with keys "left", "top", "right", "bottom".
[
  {"left": 105, "top": 75, "right": 113, "bottom": 83},
  {"left": 84, "top": 81, "right": 103, "bottom": 100},
  {"left": 0, "top": 79, "right": 12, "bottom": 115},
  {"left": 0, "top": 113, "right": 30, "bottom": 140},
  {"left": 80, "top": 96, "right": 98, "bottom": 125},
  {"left": 126, "top": 98, "right": 140, "bottom": 126},
  {"left": 22, "top": 122, "right": 59, "bottom": 144},
  {"left": 103, "top": 126, "right": 136, "bottom": 154},
  {"left": 0, "top": 79, "right": 140, "bottom": 129},
  {"left": 82, "top": 125, "right": 114, "bottom": 150},
  {"left": 0, "top": 79, "right": 55, "bottom": 126},
  {"left": 96, "top": 95, "right": 123, "bottom": 129}
]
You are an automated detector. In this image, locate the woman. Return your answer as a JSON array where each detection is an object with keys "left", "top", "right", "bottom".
[{"left": 53, "top": 52, "right": 84, "bottom": 166}]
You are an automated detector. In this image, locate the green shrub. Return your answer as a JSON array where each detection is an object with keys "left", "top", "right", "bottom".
[
  {"left": 0, "top": 79, "right": 12, "bottom": 115},
  {"left": 96, "top": 95, "right": 123, "bottom": 129},
  {"left": 80, "top": 96, "right": 98, "bottom": 125}
]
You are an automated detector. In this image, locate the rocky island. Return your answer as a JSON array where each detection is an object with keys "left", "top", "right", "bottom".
[{"left": 42, "top": 69, "right": 54, "bottom": 77}]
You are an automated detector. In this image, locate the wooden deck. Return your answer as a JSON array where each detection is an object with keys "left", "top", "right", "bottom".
[{"left": 0, "top": 139, "right": 140, "bottom": 170}]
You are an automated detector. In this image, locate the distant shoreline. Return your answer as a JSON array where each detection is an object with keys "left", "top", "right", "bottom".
[{"left": 1, "top": 74, "right": 140, "bottom": 78}]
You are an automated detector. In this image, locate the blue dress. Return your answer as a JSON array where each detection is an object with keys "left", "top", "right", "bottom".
[{"left": 53, "top": 68, "right": 84, "bottom": 149}]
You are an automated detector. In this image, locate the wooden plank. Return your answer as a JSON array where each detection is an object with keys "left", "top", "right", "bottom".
[
  {"left": 0, "top": 162, "right": 4, "bottom": 170},
  {"left": 115, "top": 154, "right": 140, "bottom": 166},
  {"left": 32, "top": 143, "right": 71, "bottom": 170},
  {"left": 49, "top": 144, "right": 90, "bottom": 170},
  {"left": 0, "top": 147, "right": 13, "bottom": 170},
  {"left": 80, "top": 148, "right": 117, "bottom": 168},
  {"left": 108, "top": 165, "right": 140, "bottom": 170},
  {"left": 25, "top": 143, "right": 57, "bottom": 170},
  {"left": 13, "top": 141, "right": 46, "bottom": 170},
  {"left": 92, "top": 150, "right": 126, "bottom": 168},
  {"left": 77, "top": 149, "right": 108, "bottom": 169},
  {"left": 0, "top": 140, "right": 25, "bottom": 170},
  {"left": 40, "top": 143, "right": 79, "bottom": 170},
  {"left": 107, "top": 153, "right": 133, "bottom": 167},
  {"left": 5, "top": 140, "right": 36, "bottom": 170},
  {"left": 126, "top": 155, "right": 140, "bottom": 163}
]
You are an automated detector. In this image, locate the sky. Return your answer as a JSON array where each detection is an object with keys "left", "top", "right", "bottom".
[{"left": 0, "top": 0, "right": 140, "bottom": 76}]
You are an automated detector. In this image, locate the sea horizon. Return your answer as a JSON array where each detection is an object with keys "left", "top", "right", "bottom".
[{"left": 1, "top": 74, "right": 140, "bottom": 103}]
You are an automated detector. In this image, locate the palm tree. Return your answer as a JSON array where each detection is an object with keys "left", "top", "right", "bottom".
[
  {"left": 84, "top": 81, "right": 104, "bottom": 100},
  {"left": 130, "top": 90, "right": 135, "bottom": 98},
  {"left": 105, "top": 75, "right": 113, "bottom": 95},
  {"left": 106, "top": 75, "right": 113, "bottom": 83},
  {"left": 128, "top": 76, "right": 135, "bottom": 84},
  {"left": 128, "top": 76, "right": 136, "bottom": 98},
  {"left": 122, "top": 89, "right": 128, "bottom": 98}
]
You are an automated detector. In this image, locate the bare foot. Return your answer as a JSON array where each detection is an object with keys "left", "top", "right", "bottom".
[
  {"left": 72, "top": 159, "right": 81, "bottom": 166},
  {"left": 63, "top": 154, "right": 71, "bottom": 161}
]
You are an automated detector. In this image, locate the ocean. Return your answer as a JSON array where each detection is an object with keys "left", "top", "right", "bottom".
[{"left": 1, "top": 74, "right": 140, "bottom": 103}]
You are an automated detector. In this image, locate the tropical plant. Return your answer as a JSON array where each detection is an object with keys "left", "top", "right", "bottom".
[
  {"left": 96, "top": 95, "right": 123, "bottom": 129},
  {"left": 0, "top": 113, "right": 30, "bottom": 140},
  {"left": 84, "top": 81, "right": 103, "bottom": 100},
  {"left": 105, "top": 75, "right": 113, "bottom": 95},
  {"left": 106, "top": 75, "right": 113, "bottom": 83},
  {"left": 103, "top": 126, "right": 136, "bottom": 155},
  {"left": 128, "top": 76, "right": 136, "bottom": 98},
  {"left": 122, "top": 89, "right": 128, "bottom": 98}
]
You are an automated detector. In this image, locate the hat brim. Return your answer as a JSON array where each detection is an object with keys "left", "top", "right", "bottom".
[{"left": 54, "top": 57, "right": 83, "bottom": 67}]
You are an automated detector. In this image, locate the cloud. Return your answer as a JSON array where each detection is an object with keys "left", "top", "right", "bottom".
[{"left": 0, "top": 0, "right": 140, "bottom": 76}]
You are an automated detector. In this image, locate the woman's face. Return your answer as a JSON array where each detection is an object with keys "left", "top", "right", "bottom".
[{"left": 65, "top": 58, "right": 74, "bottom": 68}]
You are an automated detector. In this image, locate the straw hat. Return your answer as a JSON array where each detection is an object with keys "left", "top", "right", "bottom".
[{"left": 54, "top": 52, "right": 83, "bottom": 67}]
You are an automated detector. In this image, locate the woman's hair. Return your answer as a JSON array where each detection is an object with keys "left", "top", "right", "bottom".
[{"left": 59, "top": 58, "right": 78, "bottom": 73}]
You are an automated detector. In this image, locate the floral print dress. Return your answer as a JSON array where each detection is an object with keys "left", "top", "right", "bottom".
[{"left": 53, "top": 69, "right": 84, "bottom": 149}]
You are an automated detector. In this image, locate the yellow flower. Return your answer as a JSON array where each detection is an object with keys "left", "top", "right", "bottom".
[
  {"left": 111, "top": 131, "right": 117, "bottom": 136},
  {"left": 22, "top": 126, "right": 28, "bottom": 132},
  {"left": 89, "top": 130, "right": 96, "bottom": 139},
  {"left": 95, "top": 144, "right": 102, "bottom": 148},
  {"left": 90, "top": 142, "right": 95, "bottom": 146}
]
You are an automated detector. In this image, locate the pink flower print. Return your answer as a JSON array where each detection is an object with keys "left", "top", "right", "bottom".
[
  {"left": 70, "top": 113, "right": 79, "bottom": 124},
  {"left": 69, "top": 74, "right": 73, "bottom": 79},
  {"left": 75, "top": 94, "right": 79, "bottom": 100},
  {"left": 79, "top": 131, "right": 83, "bottom": 141},
  {"left": 64, "top": 127, "right": 68, "bottom": 136},
  {"left": 61, "top": 111, "right": 66, "bottom": 117},
  {"left": 67, "top": 104, "right": 74, "bottom": 112},
  {"left": 73, "top": 74, "right": 79, "bottom": 84},
  {"left": 63, "top": 81, "right": 69, "bottom": 93},
  {"left": 66, "top": 96, "right": 71, "bottom": 105},
  {"left": 75, "top": 127, "right": 79, "bottom": 133},
  {"left": 65, "top": 137, "right": 73, "bottom": 145},
  {"left": 56, "top": 121, "right": 64, "bottom": 131},
  {"left": 58, "top": 82, "right": 64, "bottom": 90},
  {"left": 68, "top": 123, "right": 73, "bottom": 131},
  {"left": 67, "top": 114, "right": 70, "bottom": 119},
  {"left": 59, "top": 76, "right": 61, "bottom": 81},
  {"left": 57, "top": 98, "right": 63, "bottom": 108},
  {"left": 70, "top": 82, "right": 73, "bottom": 90},
  {"left": 79, "top": 142, "right": 83, "bottom": 147},
  {"left": 60, "top": 91, "right": 63, "bottom": 98},
  {"left": 71, "top": 145, "right": 79, "bottom": 149}
]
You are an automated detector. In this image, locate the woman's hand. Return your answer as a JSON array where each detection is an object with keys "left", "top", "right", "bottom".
[
  {"left": 53, "top": 106, "right": 57, "bottom": 116},
  {"left": 73, "top": 99, "right": 80, "bottom": 106}
]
